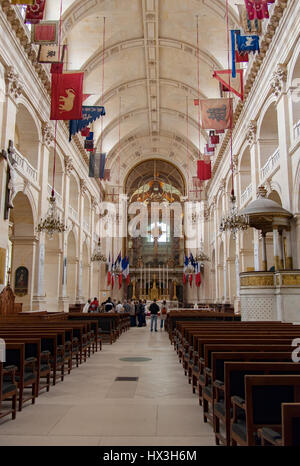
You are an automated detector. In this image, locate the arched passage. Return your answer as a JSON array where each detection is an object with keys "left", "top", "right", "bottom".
[
  {"left": 9, "top": 191, "right": 35, "bottom": 310},
  {"left": 66, "top": 230, "right": 77, "bottom": 303},
  {"left": 15, "top": 104, "right": 40, "bottom": 170}
]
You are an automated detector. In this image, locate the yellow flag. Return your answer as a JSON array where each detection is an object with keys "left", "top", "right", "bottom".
[{"left": 11, "top": 0, "right": 35, "bottom": 4}]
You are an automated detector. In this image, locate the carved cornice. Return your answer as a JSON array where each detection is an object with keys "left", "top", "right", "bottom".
[
  {"left": 91, "top": 196, "right": 98, "bottom": 210},
  {"left": 41, "top": 122, "right": 54, "bottom": 146},
  {"left": 5, "top": 66, "right": 23, "bottom": 100},
  {"left": 270, "top": 63, "right": 288, "bottom": 97},
  {"left": 64, "top": 156, "right": 74, "bottom": 175},
  {"left": 246, "top": 120, "right": 257, "bottom": 146}
]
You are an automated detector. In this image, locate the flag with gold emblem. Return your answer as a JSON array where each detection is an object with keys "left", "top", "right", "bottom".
[
  {"left": 50, "top": 72, "right": 84, "bottom": 120},
  {"left": 11, "top": 0, "right": 35, "bottom": 4},
  {"left": 25, "top": 0, "right": 46, "bottom": 23}
]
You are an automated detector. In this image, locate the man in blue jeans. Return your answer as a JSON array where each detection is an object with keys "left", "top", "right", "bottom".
[{"left": 149, "top": 299, "right": 159, "bottom": 332}]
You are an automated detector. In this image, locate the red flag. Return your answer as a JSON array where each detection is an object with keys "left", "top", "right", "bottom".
[
  {"left": 183, "top": 272, "right": 186, "bottom": 285},
  {"left": 25, "top": 0, "right": 46, "bottom": 23},
  {"left": 126, "top": 274, "right": 130, "bottom": 286},
  {"left": 111, "top": 274, "right": 114, "bottom": 289},
  {"left": 200, "top": 98, "right": 233, "bottom": 130},
  {"left": 194, "top": 99, "right": 199, "bottom": 106},
  {"left": 213, "top": 70, "right": 244, "bottom": 100},
  {"left": 81, "top": 127, "right": 90, "bottom": 137},
  {"left": 189, "top": 274, "right": 193, "bottom": 287},
  {"left": 244, "top": 0, "right": 269, "bottom": 20},
  {"left": 205, "top": 143, "right": 215, "bottom": 153},
  {"left": 50, "top": 63, "right": 64, "bottom": 74},
  {"left": 209, "top": 132, "right": 219, "bottom": 145},
  {"left": 235, "top": 50, "right": 249, "bottom": 63},
  {"left": 50, "top": 72, "right": 84, "bottom": 120},
  {"left": 31, "top": 21, "right": 58, "bottom": 44},
  {"left": 197, "top": 160, "right": 211, "bottom": 181}
]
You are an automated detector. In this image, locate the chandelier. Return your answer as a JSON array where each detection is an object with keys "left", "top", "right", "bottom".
[
  {"left": 91, "top": 239, "right": 107, "bottom": 262},
  {"left": 195, "top": 243, "right": 210, "bottom": 262},
  {"left": 37, "top": 193, "right": 67, "bottom": 239},
  {"left": 219, "top": 194, "right": 249, "bottom": 239}
]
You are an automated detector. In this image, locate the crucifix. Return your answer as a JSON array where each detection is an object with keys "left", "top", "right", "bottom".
[{"left": 1, "top": 140, "right": 17, "bottom": 219}]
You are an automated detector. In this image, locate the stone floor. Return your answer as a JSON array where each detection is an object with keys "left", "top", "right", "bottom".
[{"left": 0, "top": 324, "right": 215, "bottom": 446}]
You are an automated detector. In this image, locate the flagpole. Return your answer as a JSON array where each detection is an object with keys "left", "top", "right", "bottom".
[
  {"left": 167, "top": 264, "right": 169, "bottom": 301},
  {"left": 140, "top": 267, "right": 142, "bottom": 300},
  {"left": 148, "top": 263, "right": 150, "bottom": 300},
  {"left": 159, "top": 264, "right": 161, "bottom": 300}
]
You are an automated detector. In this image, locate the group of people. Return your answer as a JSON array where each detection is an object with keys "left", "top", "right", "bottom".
[{"left": 82, "top": 296, "right": 169, "bottom": 331}]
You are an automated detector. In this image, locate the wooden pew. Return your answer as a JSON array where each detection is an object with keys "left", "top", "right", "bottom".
[
  {"left": 258, "top": 402, "right": 300, "bottom": 446},
  {"left": 0, "top": 362, "right": 17, "bottom": 421},
  {"left": 231, "top": 375, "right": 300, "bottom": 446},
  {"left": 213, "top": 358, "right": 299, "bottom": 445},
  {"left": 4, "top": 342, "right": 37, "bottom": 411}
]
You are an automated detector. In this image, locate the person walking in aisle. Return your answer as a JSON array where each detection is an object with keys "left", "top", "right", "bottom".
[
  {"left": 160, "top": 299, "right": 168, "bottom": 330},
  {"left": 149, "top": 298, "right": 159, "bottom": 332}
]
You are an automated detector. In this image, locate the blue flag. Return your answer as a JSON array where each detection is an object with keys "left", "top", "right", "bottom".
[
  {"left": 69, "top": 106, "right": 105, "bottom": 141},
  {"left": 231, "top": 30, "right": 259, "bottom": 78}
]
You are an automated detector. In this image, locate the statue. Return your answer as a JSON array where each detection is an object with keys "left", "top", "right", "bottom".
[{"left": 1, "top": 140, "right": 17, "bottom": 216}]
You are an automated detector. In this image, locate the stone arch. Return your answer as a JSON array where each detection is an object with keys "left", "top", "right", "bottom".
[
  {"left": 66, "top": 230, "right": 77, "bottom": 303},
  {"left": 15, "top": 102, "right": 40, "bottom": 170},
  {"left": 9, "top": 192, "right": 35, "bottom": 310},
  {"left": 82, "top": 241, "right": 90, "bottom": 301},
  {"left": 257, "top": 100, "right": 279, "bottom": 170}
]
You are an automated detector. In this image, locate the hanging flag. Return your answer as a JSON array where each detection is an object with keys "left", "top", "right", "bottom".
[
  {"left": 50, "top": 63, "right": 63, "bottom": 74},
  {"left": 25, "top": 0, "right": 46, "bottom": 23},
  {"left": 38, "top": 44, "right": 66, "bottom": 63},
  {"left": 237, "top": 4, "right": 262, "bottom": 34},
  {"left": 11, "top": 0, "right": 35, "bottom": 4},
  {"left": 81, "top": 127, "right": 90, "bottom": 137},
  {"left": 183, "top": 255, "right": 188, "bottom": 285},
  {"left": 118, "top": 273, "right": 123, "bottom": 289},
  {"left": 209, "top": 131, "right": 219, "bottom": 145},
  {"left": 189, "top": 273, "right": 193, "bottom": 287},
  {"left": 215, "top": 129, "right": 225, "bottom": 134},
  {"left": 50, "top": 72, "right": 84, "bottom": 120},
  {"left": 69, "top": 106, "right": 105, "bottom": 141},
  {"left": 200, "top": 98, "right": 233, "bottom": 130},
  {"left": 122, "top": 256, "right": 130, "bottom": 285},
  {"left": 197, "top": 160, "right": 211, "bottom": 181},
  {"left": 194, "top": 99, "right": 199, "bottom": 106},
  {"left": 235, "top": 51, "right": 249, "bottom": 63},
  {"left": 31, "top": 21, "right": 59, "bottom": 44},
  {"left": 89, "top": 153, "right": 106, "bottom": 178},
  {"left": 213, "top": 70, "right": 244, "bottom": 100},
  {"left": 236, "top": 32, "right": 260, "bottom": 54},
  {"left": 107, "top": 253, "right": 111, "bottom": 286},
  {"left": 103, "top": 169, "right": 111, "bottom": 181},
  {"left": 244, "top": 0, "right": 269, "bottom": 20},
  {"left": 195, "top": 263, "right": 202, "bottom": 287}
]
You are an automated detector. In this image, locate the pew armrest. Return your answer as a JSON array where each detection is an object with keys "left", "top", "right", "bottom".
[
  {"left": 25, "top": 357, "right": 37, "bottom": 371},
  {"left": 3, "top": 365, "right": 17, "bottom": 384},
  {"left": 231, "top": 395, "right": 245, "bottom": 409}
]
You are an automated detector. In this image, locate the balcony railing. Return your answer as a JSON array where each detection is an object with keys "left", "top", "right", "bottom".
[
  {"left": 294, "top": 120, "right": 300, "bottom": 140},
  {"left": 47, "top": 184, "right": 62, "bottom": 207},
  {"left": 240, "top": 183, "right": 252, "bottom": 206},
  {"left": 12, "top": 148, "right": 38, "bottom": 184},
  {"left": 260, "top": 148, "right": 280, "bottom": 181},
  {"left": 69, "top": 206, "right": 79, "bottom": 222}
]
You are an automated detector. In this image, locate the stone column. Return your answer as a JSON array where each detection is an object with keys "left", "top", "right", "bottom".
[
  {"left": 273, "top": 226, "right": 280, "bottom": 271},
  {"left": 58, "top": 157, "right": 73, "bottom": 312},
  {"left": 32, "top": 123, "right": 54, "bottom": 309},
  {"left": 278, "top": 231, "right": 284, "bottom": 270},
  {"left": 76, "top": 179, "right": 86, "bottom": 303},
  {"left": 271, "top": 64, "right": 292, "bottom": 210},
  {"left": 246, "top": 120, "right": 259, "bottom": 193},
  {"left": 0, "top": 67, "right": 23, "bottom": 285},
  {"left": 261, "top": 232, "right": 268, "bottom": 271},
  {"left": 285, "top": 229, "right": 293, "bottom": 270}
]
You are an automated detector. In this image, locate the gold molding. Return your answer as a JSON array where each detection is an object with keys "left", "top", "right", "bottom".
[
  {"left": 281, "top": 274, "right": 300, "bottom": 286},
  {"left": 240, "top": 275, "right": 274, "bottom": 287}
]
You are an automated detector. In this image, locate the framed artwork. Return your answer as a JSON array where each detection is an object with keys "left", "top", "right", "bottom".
[
  {"left": 31, "top": 21, "right": 59, "bottom": 44},
  {"left": 38, "top": 44, "right": 66, "bottom": 63},
  {"left": 14, "top": 266, "right": 29, "bottom": 297}
]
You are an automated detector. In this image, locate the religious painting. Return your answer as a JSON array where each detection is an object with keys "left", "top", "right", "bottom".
[{"left": 14, "top": 266, "right": 29, "bottom": 297}]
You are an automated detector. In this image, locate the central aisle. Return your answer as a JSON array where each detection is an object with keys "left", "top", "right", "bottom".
[{"left": 0, "top": 325, "right": 215, "bottom": 446}]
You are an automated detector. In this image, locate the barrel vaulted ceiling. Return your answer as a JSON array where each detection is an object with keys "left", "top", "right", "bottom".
[{"left": 45, "top": 0, "right": 242, "bottom": 185}]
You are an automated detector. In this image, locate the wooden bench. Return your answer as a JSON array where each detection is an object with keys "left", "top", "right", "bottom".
[
  {"left": 231, "top": 375, "right": 300, "bottom": 446},
  {"left": 0, "top": 362, "right": 17, "bottom": 421},
  {"left": 258, "top": 402, "right": 300, "bottom": 446}
]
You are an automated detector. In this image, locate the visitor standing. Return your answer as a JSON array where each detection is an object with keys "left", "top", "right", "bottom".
[
  {"left": 123, "top": 299, "right": 130, "bottom": 314},
  {"left": 89, "top": 297, "right": 99, "bottom": 312},
  {"left": 116, "top": 301, "right": 124, "bottom": 313},
  {"left": 137, "top": 300, "right": 145, "bottom": 327},
  {"left": 82, "top": 299, "right": 91, "bottom": 313},
  {"left": 103, "top": 297, "right": 114, "bottom": 312},
  {"left": 129, "top": 300, "right": 136, "bottom": 326},
  {"left": 160, "top": 300, "right": 168, "bottom": 330},
  {"left": 149, "top": 299, "right": 159, "bottom": 332}
]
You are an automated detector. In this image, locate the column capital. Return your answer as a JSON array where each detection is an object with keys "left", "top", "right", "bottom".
[
  {"left": 218, "top": 178, "right": 226, "bottom": 194},
  {"left": 41, "top": 122, "right": 54, "bottom": 146},
  {"left": 64, "top": 156, "right": 74, "bottom": 175},
  {"left": 270, "top": 63, "right": 287, "bottom": 98},
  {"left": 5, "top": 66, "right": 23, "bottom": 101},
  {"left": 79, "top": 178, "right": 87, "bottom": 195},
  {"left": 246, "top": 120, "right": 257, "bottom": 146},
  {"left": 232, "top": 154, "right": 239, "bottom": 173}
]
